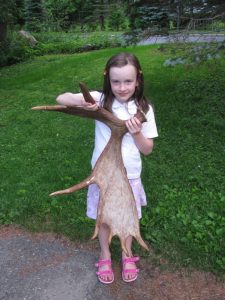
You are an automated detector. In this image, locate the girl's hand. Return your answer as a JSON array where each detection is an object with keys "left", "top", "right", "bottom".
[
  {"left": 56, "top": 92, "right": 98, "bottom": 110},
  {"left": 125, "top": 117, "right": 142, "bottom": 135},
  {"left": 126, "top": 117, "right": 154, "bottom": 155},
  {"left": 83, "top": 102, "right": 99, "bottom": 111}
]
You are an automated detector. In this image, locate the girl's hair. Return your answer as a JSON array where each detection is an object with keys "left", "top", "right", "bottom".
[{"left": 101, "top": 52, "right": 150, "bottom": 113}]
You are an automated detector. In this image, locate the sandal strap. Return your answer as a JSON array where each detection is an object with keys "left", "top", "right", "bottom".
[
  {"left": 96, "top": 269, "right": 113, "bottom": 276},
  {"left": 122, "top": 256, "right": 139, "bottom": 264},
  {"left": 122, "top": 268, "right": 139, "bottom": 274},
  {"left": 95, "top": 259, "right": 112, "bottom": 267}
]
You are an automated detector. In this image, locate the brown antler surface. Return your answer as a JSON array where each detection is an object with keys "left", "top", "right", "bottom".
[{"left": 32, "top": 82, "right": 149, "bottom": 255}]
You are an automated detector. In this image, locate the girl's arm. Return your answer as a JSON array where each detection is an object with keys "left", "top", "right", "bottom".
[
  {"left": 56, "top": 92, "right": 98, "bottom": 110},
  {"left": 125, "top": 117, "right": 154, "bottom": 155},
  {"left": 132, "top": 134, "right": 153, "bottom": 155}
]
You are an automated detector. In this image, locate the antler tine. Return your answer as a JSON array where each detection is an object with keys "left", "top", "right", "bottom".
[
  {"left": 31, "top": 105, "right": 67, "bottom": 111},
  {"left": 135, "top": 235, "right": 149, "bottom": 251},
  {"left": 79, "top": 82, "right": 96, "bottom": 104},
  {"left": 49, "top": 175, "right": 95, "bottom": 197}
]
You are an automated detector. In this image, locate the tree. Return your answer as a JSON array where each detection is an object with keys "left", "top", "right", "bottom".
[
  {"left": 14, "top": 0, "right": 26, "bottom": 28},
  {"left": 0, "top": 0, "right": 15, "bottom": 42},
  {"left": 25, "top": 0, "right": 45, "bottom": 32},
  {"left": 108, "top": 5, "right": 127, "bottom": 31},
  {"left": 129, "top": 1, "right": 170, "bottom": 33},
  {"left": 201, "top": 0, "right": 225, "bottom": 17},
  {"left": 128, "top": 0, "right": 225, "bottom": 35}
]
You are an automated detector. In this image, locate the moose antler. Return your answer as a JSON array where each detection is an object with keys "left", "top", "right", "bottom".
[{"left": 32, "top": 82, "right": 149, "bottom": 255}]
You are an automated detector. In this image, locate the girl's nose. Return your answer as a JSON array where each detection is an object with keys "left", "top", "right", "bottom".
[{"left": 120, "top": 82, "right": 126, "bottom": 90}]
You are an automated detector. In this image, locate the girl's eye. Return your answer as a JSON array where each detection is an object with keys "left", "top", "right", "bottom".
[{"left": 111, "top": 80, "right": 133, "bottom": 84}]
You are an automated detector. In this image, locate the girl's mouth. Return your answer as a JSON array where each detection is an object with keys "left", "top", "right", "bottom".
[{"left": 118, "top": 93, "right": 128, "bottom": 97}]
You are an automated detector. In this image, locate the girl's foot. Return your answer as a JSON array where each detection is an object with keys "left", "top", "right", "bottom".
[
  {"left": 122, "top": 255, "right": 139, "bottom": 283},
  {"left": 95, "top": 258, "right": 114, "bottom": 284}
]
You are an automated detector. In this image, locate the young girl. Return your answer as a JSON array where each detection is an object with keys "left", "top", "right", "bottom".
[{"left": 56, "top": 52, "right": 158, "bottom": 284}]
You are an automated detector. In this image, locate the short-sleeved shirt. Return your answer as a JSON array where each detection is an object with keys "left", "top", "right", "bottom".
[{"left": 90, "top": 91, "right": 158, "bottom": 179}]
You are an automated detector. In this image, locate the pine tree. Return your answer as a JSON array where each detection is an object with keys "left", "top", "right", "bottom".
[
  {"left": 25, "top": 0, "right": 45, "bottom": 32},
  {"left": 0, "top": 0, "right": 15, "bottom": 41}
]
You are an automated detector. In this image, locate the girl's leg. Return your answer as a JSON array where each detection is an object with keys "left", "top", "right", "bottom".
[
  {"left": 98, "top": 223, "right": 113, "bottom": 282},
  {"left": 122, "top": 236, "right": 138, "bottom": 281}
]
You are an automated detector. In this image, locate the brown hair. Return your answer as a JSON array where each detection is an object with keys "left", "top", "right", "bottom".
[{"left": 100, "top": 52, "right": 150, "bottom": 113}]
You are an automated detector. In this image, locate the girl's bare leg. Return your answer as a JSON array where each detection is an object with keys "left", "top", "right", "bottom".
[
  {"left": 98, "top": 223, "right": 113, "bottom": 282},
  {"left": 122, "top": 236, "right": 137, "bottom": 281}
]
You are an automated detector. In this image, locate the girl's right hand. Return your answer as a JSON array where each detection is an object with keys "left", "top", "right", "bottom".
[
  {"left": 83, "top": 102, "right": 99, "bottom": 111},
  {"left": 56, "top": 92, "right": 98, "bottom": 110}
]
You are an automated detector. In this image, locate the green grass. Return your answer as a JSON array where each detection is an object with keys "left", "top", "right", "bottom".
[{"left": 0, "top": 45, "right": 225, "bottom": 274}]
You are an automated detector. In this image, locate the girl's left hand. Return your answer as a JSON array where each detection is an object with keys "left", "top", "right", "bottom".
[{"left": 125, "top": 117, "right": 142, "bottom": 136}]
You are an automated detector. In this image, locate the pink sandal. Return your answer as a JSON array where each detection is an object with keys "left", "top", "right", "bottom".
[
  {"left": 122, "top": 256, "right": 140, "bottom": 283},
  {"left": 95, "top": 259, "right": 114, "bottom": 284}
]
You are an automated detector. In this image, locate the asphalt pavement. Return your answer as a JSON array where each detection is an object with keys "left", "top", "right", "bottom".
[
  {"left": 1, "top": 227, "right": 224, "bottom": 300},
  {"left": 0, "top": 228, "right": 150, "bottom": 300},
  {"left": 0, "top": 230, "right": 115, "bottom": 300},
  {"left": 138, "top": 33, "right": 225, "bottom": 45}
]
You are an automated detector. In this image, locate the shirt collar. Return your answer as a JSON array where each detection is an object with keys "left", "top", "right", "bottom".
[{"left": 113, "top": 98, "right": 137, "bottom": 115}]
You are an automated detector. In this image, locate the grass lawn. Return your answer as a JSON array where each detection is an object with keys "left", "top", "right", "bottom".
[{"left": 0, "top": 45, "right": 224, "bottom": 274}]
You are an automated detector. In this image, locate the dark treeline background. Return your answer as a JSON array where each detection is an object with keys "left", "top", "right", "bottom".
[{"left": 1, "top": 0, "right": 225, "bottom": 39}]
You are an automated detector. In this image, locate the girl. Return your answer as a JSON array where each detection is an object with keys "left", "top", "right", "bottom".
[{"left": 56, "top": 52, "right": 158, "bottom": 284}]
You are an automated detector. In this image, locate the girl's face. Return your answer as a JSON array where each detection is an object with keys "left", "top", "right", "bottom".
[{"left": 109, "top": 64, "right": 138, "bottom": 103}]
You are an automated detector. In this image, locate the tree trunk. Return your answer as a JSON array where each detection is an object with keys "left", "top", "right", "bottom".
[{"left": 0, "top": 21, "right": 7, "bottom": 42}]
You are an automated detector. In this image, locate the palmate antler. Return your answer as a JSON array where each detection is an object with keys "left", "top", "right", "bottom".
[{"left": 32, "top": 82, "right": 149, "bottom": 255}]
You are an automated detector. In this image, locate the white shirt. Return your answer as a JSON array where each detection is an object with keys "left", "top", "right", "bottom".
[{"left": 90, "top": 91, "right": 158, "bottom": 179}]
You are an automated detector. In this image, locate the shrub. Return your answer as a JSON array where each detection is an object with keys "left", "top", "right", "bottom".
[
  {"left": 162, "top": 41, "right": 225, "bottom": 67},
  {"left": 0, "top": 34, "right": 32, "bottom": 67},
  {"left": 1, "top": 31, "right": 125, "bottom": 67}
]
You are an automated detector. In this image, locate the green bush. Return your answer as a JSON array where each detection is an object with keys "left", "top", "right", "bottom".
[
  {"left": 0, "top": 31, "right": 125, "bottom": 67},
  {"left": 0, "top": 32, "right": 40, "bottom": 67},
  {"left": 34, "top": 31, "right": 125, "bottom": 54},
  {"left": 162, "top": 41, "right": 225, "bottom": 67}
]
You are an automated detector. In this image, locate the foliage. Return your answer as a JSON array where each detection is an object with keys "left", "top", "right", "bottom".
[
  {"left": 42, "top": 0, "right": 129, "bottom": 32},
  {"left": 2, "top": 0, "right": 225, "bottom": 36},
  {"left": 0, "top": 0, "right": 14, "bottom": 21},
  {"left": 0, "top": 31, "right": 125, "bottom": 67},
  {"left": 24, "top": 0, "right": 46, "bottom": 32},
  {"left": 162, "top": 40, "right": 225, "bottom": 66},
  {"left": 130, "top": 4, "right": 169, "bottom": 32},
  {"left": 2, "top": 0, "right": 225, "bottom": 65},
  {"left": 0, "top": 46, "right": 225, "bottom": 274},
  {"left": 0, "top": 32, "right": 39, "bottom": 67},
  {"left": 0, "top": 0, "right": 15, "bottom": 42},
  {"left": 128, "top": 0, "right": 225, "bottom": 37},
  {"left": 13, "top": 0, "right": 26, "bottom": 28},
  {"left": 36, "top": 31, "right": 125, "bottom": 54},
  {"left": 108, "top": 5, "right": 128, "bottom": 31},
  {"left": 44, "top": 0, "right": 84, "bottom": 31}
]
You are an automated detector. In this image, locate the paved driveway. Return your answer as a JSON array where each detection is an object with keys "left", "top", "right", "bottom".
[{"left": 138, "top": 33, "right": 225, "bottom": 45}]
